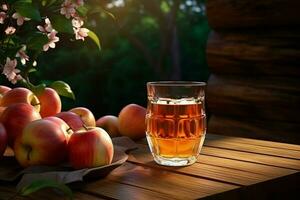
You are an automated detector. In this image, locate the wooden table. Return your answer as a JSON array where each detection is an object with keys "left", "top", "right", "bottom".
[{"left": 1, "top": 134, "right": 300, "bottom": 200}]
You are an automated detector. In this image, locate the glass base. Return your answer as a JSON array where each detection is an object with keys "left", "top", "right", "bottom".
[{"left": 152, "top": 154, "right": 197, "bottom": 167}]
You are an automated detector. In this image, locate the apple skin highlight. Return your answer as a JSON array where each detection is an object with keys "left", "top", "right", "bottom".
[{"left": 68, "top": 127, "right": 114, "bottom": 169}]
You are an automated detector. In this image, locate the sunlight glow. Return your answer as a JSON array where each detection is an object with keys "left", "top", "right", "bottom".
[
  {"left": 107, "top": 0, "right": 125, "bottom": 9},
  {"left": 180, "top": 0, "right": 204, "bottom": 13}
]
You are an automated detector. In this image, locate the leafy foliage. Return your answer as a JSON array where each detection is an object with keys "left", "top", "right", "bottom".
[{"left": 0, "top": 0, "right": 102, "bottom": 97}]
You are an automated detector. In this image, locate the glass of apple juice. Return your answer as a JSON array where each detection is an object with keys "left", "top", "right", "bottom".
[{"left": 146, "top": 81, "right": 206, "bottom": 166}]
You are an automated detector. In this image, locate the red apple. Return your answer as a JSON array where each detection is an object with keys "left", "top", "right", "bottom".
[
  {"left": 68, "top": 127, "right": 114, "bottom": 169},
  {"left": 14, "top": 118, "right": 69, "bottom": 167},
  {"left": 43, "top": 116, "right": 73, "bottom": 141},
  {"left": 118, "top": 104, "right": 146, "bottom": 140},
  {"left": 0, "top": 87, "right": 40, "bottom": 112},
  {"left": 69, "top": 107, "right": 96, "bottom": 127},
  {"left": 0, "top": 107, "right": 6, "bottom": 117},
  {"left": 96, "top": 115, "right": 120, "bottom": 137},
  {"left": 0, "top": 85, "right": 11, "bottom": 95},
  {"left": 55, "top": 111, "right": 84, "bottom": 131},
  {"left": 0, "top": 86, "right": 11, "bottom": 104},
  {"left": 36, "top": 87, "right": 61, "bottom": 118},
  {"left": 0, "top": 123, "right": 7, "bottom": 159},
  {"left": 0, "top": 103, "right": 41, "bottom": 147}
]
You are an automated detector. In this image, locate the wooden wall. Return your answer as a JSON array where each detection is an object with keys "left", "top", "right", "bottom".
[{"left": 206, "top": 0, "right": 300, "bottom": 144}]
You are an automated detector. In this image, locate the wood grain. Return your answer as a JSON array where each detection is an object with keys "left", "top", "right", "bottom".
[
  {"left": 127, "top": 144, "right": 294, "bottom": 186},
  {"left": 206, "top": 31, "right": 300, "bottom": 77},
  {"left": 206, "top": 0, "right": 300, "bottom": 29},
  {"left": 105, "top": 162, "right": 238, "bottom": 200},
  {"left": 204, "top": 133, "right": 300, "bottom": 159},
  {"left": 206, "top": 75, "right": 300, "bottom": 122},
  {"left": 197, "top": 154, "right": 296, "bottom": 177},
  {"left": 79, "top": 179, "right": 174, "bottom": 200},
  {"left": 208, "top": 115, "right": 300, "bottom": 144},
  {"left": 206, "top": 133, "right": 300, "bottom": 151},
  {"left": 202, "top": 146, "right": 300, "bottom": 170}
]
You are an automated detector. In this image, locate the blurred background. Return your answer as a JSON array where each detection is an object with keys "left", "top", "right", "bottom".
[{"left": 31, "top": 0, "right": 210, "bottom": 118}]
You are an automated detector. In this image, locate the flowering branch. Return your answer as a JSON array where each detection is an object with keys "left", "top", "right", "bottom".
[{"left": 0, "top": 0, "right": 103, "bottom": 97}]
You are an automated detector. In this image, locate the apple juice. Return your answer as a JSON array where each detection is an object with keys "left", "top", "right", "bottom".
[{"left": 146, "top": 99, "right": 206, "bottom": 161}]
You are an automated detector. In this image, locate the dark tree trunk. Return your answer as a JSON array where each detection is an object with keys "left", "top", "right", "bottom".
[{"left": 170, "top": 26, "right": 181, "bottom": 80}]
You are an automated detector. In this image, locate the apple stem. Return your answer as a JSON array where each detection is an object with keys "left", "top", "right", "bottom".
[
  {"left": 32, "top": 102, "right": 41, "bottom": 106},
  {"left": 26, "top": 146, "right": 32, "bottom": 161},
  {"left": 83, "top": 124, "right": 88, "bottom": 131}
]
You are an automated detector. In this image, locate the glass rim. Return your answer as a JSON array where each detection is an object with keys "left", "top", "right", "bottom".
[{"left": 147, "top": 81, "right": 206, "bottom": 87}]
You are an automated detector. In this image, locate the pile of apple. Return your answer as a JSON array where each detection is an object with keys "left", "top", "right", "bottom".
[{"left": 0, "top": 85, "right": 146, "bottom": 169}]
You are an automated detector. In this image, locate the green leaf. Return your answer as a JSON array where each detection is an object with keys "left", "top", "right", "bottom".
[
  {"left": 27, "top": 32, "right": 48, "bottom": 51},
  {"left": 19, "top": 179, "right": 73, "bottom": 200},
  {"left": 28, "top": 68, "right": 37, "bottom": 73},
  {"left": 87, "top": 30, "right": 101, "bottom": 50},
  {"left": 50, "top": 81, "right": 75, "bottom": 100},
  {"left": 3, "top": 37, "right": 15, "bottom": 46},
  {"left": 51, "top": 15, "right": 73, "bottom": 34},
  {"left": 14, "top": 1, "right": 41, "bottom": 21},
  {"left": 30, "top": 83, "right": 46, "bottom": 94},
  {"left": 15, "top": 0, "right": 32, "bottom": 2},
  {"left": 76, "top": 5, "right": 88, "bottom": 17},
  {"left": 41, "top": 0, "right": 57, "bottom": 6},
  {"left": 47, "top": 0, "right": 58, "bottom": 6}
]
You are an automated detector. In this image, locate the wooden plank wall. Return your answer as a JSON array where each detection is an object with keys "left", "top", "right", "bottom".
[{"left": 206, "top": 0, "right": 300, "bottom": 144}]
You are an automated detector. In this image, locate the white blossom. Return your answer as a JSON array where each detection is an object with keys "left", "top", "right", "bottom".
[
  {"left": 72, "top": 17, "right": 84, "bottom": 28},
  {"left": 16, "top": 45, "right": 29, "bottom": 65},
  {"left": 74, "top": 27, "right": 89, "bottom": 41},
  {"left": 43, "top": 31, "right": 60, "bottom": 51},
  {"left": 33, "top": 60, "right": 37, "bottom": 67},
  {"left": 5, "top": 26, "right": 16, "bottom": 35},
  {"left": 2, "top": 58, "right": 22, "bottom": 84},
  {"left": 60, "top": 0, "right": 76, "bottom": 19},
  {"left": 1, "top": 4, "right": 8, "bottom": 11},
  {"left": 12, "top": 12, "right": 30, "bottom": 26},
  {"left": 72, "top": 17, "right": 89, "bottom": 41},
  {"left": 37, "top": 17, "right": 53, "bottom": 33},
  {"left": 0, "top": 12, "right": 6, "bottom": 24}
]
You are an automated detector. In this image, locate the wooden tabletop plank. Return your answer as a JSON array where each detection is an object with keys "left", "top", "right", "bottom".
[
  {"left": 138, "top": 136, "right": 300, "bottom": 171},
  {"left": 197, "top": 154, "right": 297, "bottom": 177},
  {"left": 1, "top": 133, "right": 299, "bottom": 200},
  {"left": 202, "top": 146, "right": 300, "bottom": 170},
  {"left": 104, "top": 162, "right": 238, "bottom": 200},
  {"left": 136, "top": 142, "right": 297, "bottom": 177},
  {"left": 128, "top": 144, "right": 275, "bottom": 186},
  {"left": 73, "top": 193, "right": 106, "bottom": 200},
  {"left": 204, "top": 137, "right": 300, "bottom": 160},
  {"left": 206, "top": 134, "right": 300, "bottom": 151},
  {"left": 79, "top": 178, "right": 176, "bottom": 200}
]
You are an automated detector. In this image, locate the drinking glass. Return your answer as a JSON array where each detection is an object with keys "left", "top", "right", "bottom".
[{"left": 146, "top": 81, "right": 206, "bottom": 166}]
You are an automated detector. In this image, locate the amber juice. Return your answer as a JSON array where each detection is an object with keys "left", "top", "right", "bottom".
[{"left": 146, "top": 99, "right": 206, "bottom": 165}]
